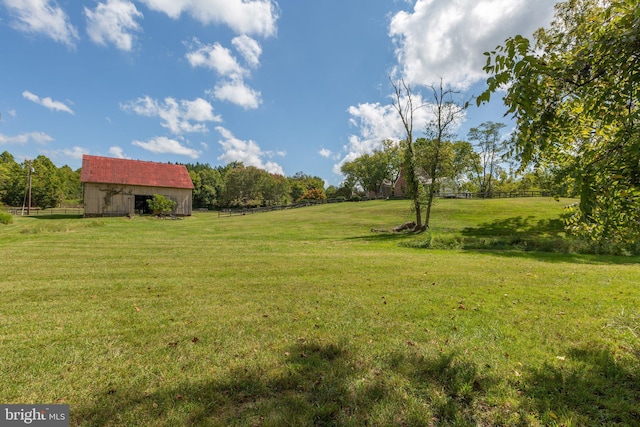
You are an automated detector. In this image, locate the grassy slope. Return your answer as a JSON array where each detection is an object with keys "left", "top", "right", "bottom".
[{"left": 0, "top": 199, "right": 638, "bottom": 426}]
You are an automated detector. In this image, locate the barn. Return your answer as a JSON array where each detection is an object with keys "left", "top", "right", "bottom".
[{"left": 80, "top": 155, "right": 194, "bottom": 217}]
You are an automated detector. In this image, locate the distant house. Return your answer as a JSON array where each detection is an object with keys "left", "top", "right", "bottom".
[
  {"left": 80, "top": 155, "right": 194, "bottom": 217},
  {"left": 382, "top": 167, "right": 426, "bottom": 198}
]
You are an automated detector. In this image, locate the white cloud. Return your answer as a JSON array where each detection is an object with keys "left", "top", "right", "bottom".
[
  {"left": 3, "top": 0, "right": 79, "bottom": 46},
  {"left": 334, "top": 102, "right": 400, "bottom": 175},
  {"left": 132, "top": 136, "right": 202, "bottom": 159},
  {"left": 216, "top": 126, "right": 284, "bottom": 175},
  {"left": 0, "top": 131, "right": 53, "bottom": 145},
  {"left": 232, "top": 35, "right": 262, "bottom": 68},
  {"left": 186, "top": 40, "right": 246, "bottom": 78},
  {"left": 186, "top": 38, "right": 262, "bottom": 109},
  {"left": 22, "top": 90, "right": 74, "bottom": 114},
  {"left": 210, "top": 79, "right": 262, "bottom": 110},
  {"left": 63, "top": 146, "right": 90, "bottom": 159},
  {"left": 389, "top": 0, "right": 556, "bottom": 89},
  {"left": 109, "top": 146, "right": 130, "bottom": 158},
  {"left": 138, "top": 0, "right": 279, "bottom": 37},
  {"left": 319, "top": 148, "right": 332, "bottom": 158},
  {"left": 85, "top": 0, "right": 143, "bottom": 52},
  {"left": 121, "top": 96, "right": 222, "bottom": 134}
]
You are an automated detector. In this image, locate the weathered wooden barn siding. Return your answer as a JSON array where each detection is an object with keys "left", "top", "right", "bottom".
[{"left": 83, "top": 183, "right": 192, "bottom": 217}]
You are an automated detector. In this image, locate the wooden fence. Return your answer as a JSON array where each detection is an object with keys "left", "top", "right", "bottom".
[
  {"left": 9, "top": 207, "right": 84, "bottom": 216},
  {"left": 437, "top": 190, "right": 551, "bottom": 199},
  {"left": 217, "top": 201, "right": 317, "bottom": 217}
]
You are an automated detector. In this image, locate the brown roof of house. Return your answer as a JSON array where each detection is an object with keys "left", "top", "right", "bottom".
[{"left": 80, "top": 155, "right": 194, "bottom": 189}]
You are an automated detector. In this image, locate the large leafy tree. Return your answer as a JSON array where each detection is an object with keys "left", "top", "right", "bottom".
[
  {"left": 57, "top": 165, "right": 82, "bottom": 202},
  {"left": 185, "top": 163, "right": 222, "bottom": 209},
  {"left": 479, "top": 0, "right": 640, "bottom": 246},
  {"left": 467, "top": 121, "right": 508, "bottom": 196},
  {"left": 340, "top": 150, "right": 390, "bottom": 196},
  {"left": 0, "top": 151, "right": 18, "bottom": 204},
  {"left": 220, "top": 165, "right": 265, "bottom": 208},
  {"left": 414, "top": 139, "right": 477, "bottom": 195},
  {"left": 451, "top": 141, "right": 480, "bottom": 192},
  {"left": 288, "top": 172, "right": 324, "bottom": 202},
  {"left": 31, "top": 156, "right": 64, "bottom": 209},
  {"left": 259, "top": 173, "right": 290, "bottom": 206}
]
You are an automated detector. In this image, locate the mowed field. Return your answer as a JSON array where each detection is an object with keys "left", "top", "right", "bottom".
[{"left": 1, "top": 198, "right": 639, "bottom": 426}]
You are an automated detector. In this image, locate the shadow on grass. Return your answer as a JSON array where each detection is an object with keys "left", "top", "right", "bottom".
[
  {"left": 468, "top": 248, "right": 640, "bottom": 265},
  {"left": 73, "top": 343, "right": 493, "bottom": 426},
  {"left": 460, "top": 215, "right": 565, "bottom": 239},
  {"left": 74, "top": 341, "right": 358, "bottom": 426},
  {"left": 73, "top": 341, "right": 640, "bottom": 426},
  {"left": 404, "top": 215, "right": 640, "bottom": 264},
  {"left": 27, "top": 214, "right": 84, "bottom": 220},
  {"left": 522, "top": 346, "right": 640, "bottom": 425},
  {"left": 346, "top": 231, "right": 418, "bottom": 243}
]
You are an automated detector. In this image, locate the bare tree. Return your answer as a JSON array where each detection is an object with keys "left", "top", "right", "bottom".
[{"left": 390, "top": 77, "right": 425, "bottom": 231}]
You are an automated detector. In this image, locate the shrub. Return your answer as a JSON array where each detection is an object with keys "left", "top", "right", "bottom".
[
  {"left": 298, "top": 188, "right": 327, "bottom": 203},
  {"left": 147, "top": 194, "right": 177, "bottom": 215},
  {"left": 0, "top": 211, "right": 13, "bottom": 225}
]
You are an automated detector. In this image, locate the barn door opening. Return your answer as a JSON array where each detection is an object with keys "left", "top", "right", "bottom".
[{"left": 135, "top": 195, "right": 152, "bottom": 214}]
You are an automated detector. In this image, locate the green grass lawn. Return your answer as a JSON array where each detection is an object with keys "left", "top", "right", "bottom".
[{"left": 1, "top": 198, "right": 639, "bottom": 426}]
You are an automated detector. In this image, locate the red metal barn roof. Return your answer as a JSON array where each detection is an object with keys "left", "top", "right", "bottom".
[{"left": 80, "top": 155, "right": 194, "bottom": 189}]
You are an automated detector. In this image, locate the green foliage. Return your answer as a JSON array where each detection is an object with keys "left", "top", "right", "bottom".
[
  {"left": 467, "top": 122, "right": 508, "bottom": 195},
  {"left": 187, "top": 162, "right": 328, "bottom": 209},
  {"left": 325, "top": 185, "right": 338, "bottom": 198},
  {"left": 450, "top": 140, "right": 480, "bottom": 192},
  {"left": 479, "top": 0, "right": 640, "bottom": 248},
  {"left": 340, "top": 140, "right": 403, "bottom": 197},
  {"left": 260, "top": 173, "right": 291, "bottom": 206},
  {"left": 419, "top": 80, "right": 468, "bottom": 227},
  {"left": 186, "top": 164, "right": 221, "bottom": 209},
  {"left": 0, "top": 152, "right": 81, "bottom": 208},
  {"left": 0, "top": 211, "right": 12, "bottom": 225},
  {"left": 297, "top": 187, "right": 327, "bottom": 202},
  {"left": 146, "top": 194, "right": 176, "bottom": 215},
  {"left": 56, "top": 165, "right": 82, "bottom": 202},
  {"left": 1, "top": 154, "right": 27, "bottom": 206},
  {"left": 30, "top": 156, "right": 65, "bottom": 209},
  {"left": 288, "top": 172, "right": 324, "bottom": 192},
  {"left": 341, "top": 150, "right": 390, "bottom": 195}
]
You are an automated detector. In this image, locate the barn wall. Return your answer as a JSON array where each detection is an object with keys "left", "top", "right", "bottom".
[{"left": 83, "top": 183, "right": 192, "bottom": 217}]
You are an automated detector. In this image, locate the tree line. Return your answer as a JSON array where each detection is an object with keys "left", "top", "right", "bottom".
[
  {"left": 0, "top": 138, "right": 561, "bottom": 212},
  {"left": 186, "top": 162, "right": 326, "bottom": 209},
  {"left": 340, "top": 122, "right": 563, "bottom": 203},
  {"left": 0, "top": 151, "right": 327, "bottom": 210},
  {"left": 0, "top": 152, "right": 82, "bottom": 210}
]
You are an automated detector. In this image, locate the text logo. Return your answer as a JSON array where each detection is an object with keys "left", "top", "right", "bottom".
[{"left": 1, "top": 405, "right": 69, "bottom": 426}]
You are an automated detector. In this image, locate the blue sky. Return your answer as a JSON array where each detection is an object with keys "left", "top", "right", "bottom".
[{"left": 0, "top": 0, "right": 557, "bottom": 185}]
